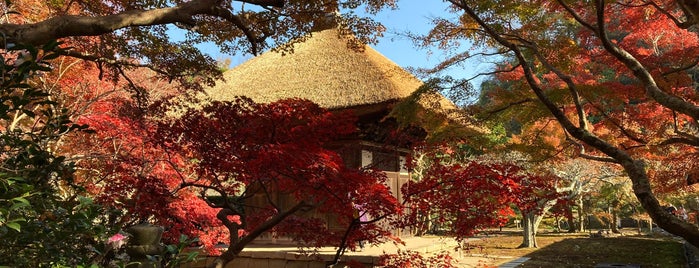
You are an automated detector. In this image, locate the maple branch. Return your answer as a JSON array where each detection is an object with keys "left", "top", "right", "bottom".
[
  {"left": 529, "top": 46, "right": 588, "bottom": 130},
  {"left": 560, "top": 131, "right": 616, "bottom": 163},
  {"left": 533, "top": 143, "right": 577, "bottom": 163},
  {"left": 578, "top": 153, "right": 619, "bottom": 164},
  {"left": 116, "top": 66, "right": 147, "bottom": 105},
  {"left": 180, "top": 182, "right": 228, "bottom": 199},
  {"left": 0, "top": 0, "right": 205, "bottom": 46},
  {"left": 645, "top": 0, "right": 691, "bottom": 29},
  {"left": 238, "top": 0, "right": 284, "bottom": 6},
  {"left": 454, "top": 0, "right": 632, "bottom": 164},
  {"left": 209, "top": 6, "right": 261, "bottom": 55},
  {"left": 557, "top": 0, "right": 597, "bottom": 32},
  {"left": 419, "top": 50, "right": 511, "bottom": 75},
  {"left": 331, "top": 218, "right": 361, "bottom": 265},
  {"left": 658, "top": 137, "right": 699, "bottom": 146},
  {"left": 274, "top": 166, "right": 347, "bottom": 203},
  {"left": 243, "top": 201, "right": 312, "bottom": 236},
  {"left": 329, "top": 211, "right": 393, "bottom": 266},
  {"left": 539, "top": 4, "right": 699, "bottom": 244},
  {"left": 402, "top": 175, "right": 483, "bottom": 202},
  {"left": 484, "top": 97, "right": 534, "bottom": 117},
  {"left": 659, "top": 111, "right": 699, "bottom": 146},
  {"left": 592, "top": 0, "right": 699, "bottom": 121},
  {"left": 582, "top": 97, "right": 648, "bottom": 145},
  {"left": 59, "top": 50, "right": 178, "bottom": 78},
  {"left": 216, "top": 208, "right": 245, "bottom": 253},
  {"left": 213, "top": 200, "right": 314, "bottom": 268},
  {"left": 179, "top": 178, "right": 245, "bottom": 213},
  {"left": 258, "top": 180, "right": 282, "bottom": 211},
  {"left": 661, "top": 57, "right": 699, "bottom": 77},
  {"left": 0, "top": 0, "right": 282, "bottom": 48},
  {"left": 51, "top": 62, "right": 122, "bottom": 120},
  {"left": 676, "top": 0, "right": 699, "bottom": 29},
  {"left": 460, "top": 63, "right": 520, "bottom": 87}
]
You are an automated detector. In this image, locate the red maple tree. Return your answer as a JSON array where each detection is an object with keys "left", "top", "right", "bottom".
[
  {"left": 55, "top": 62, "right": 226, "bottom": 254},
  {"left": 400, "top": 145, "right": 559, "bottom": 242},
  {"left": 155, "top": 97, "right": 401, "bottom": 266}
]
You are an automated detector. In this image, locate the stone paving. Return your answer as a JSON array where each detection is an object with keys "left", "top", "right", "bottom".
[{"left": 185, "top": 236, "right": 527, "bottom": 267}]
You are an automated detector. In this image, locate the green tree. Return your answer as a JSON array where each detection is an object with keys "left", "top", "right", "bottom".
[{"left": 0, "top": 42, "right": 115, "bottom": 267}]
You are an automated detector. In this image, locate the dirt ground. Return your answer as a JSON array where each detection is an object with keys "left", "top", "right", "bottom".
[{"left": 451, "top": 229, "right": 687, "bottom": 268}]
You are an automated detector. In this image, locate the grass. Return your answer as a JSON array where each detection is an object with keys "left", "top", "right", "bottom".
[{"left": 458, "top": 229, "right": 687, "bottom": 267}]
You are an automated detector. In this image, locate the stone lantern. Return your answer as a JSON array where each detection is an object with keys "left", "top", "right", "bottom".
[{"left": 125, "top": 223, "right": 164, "bottom": 268}]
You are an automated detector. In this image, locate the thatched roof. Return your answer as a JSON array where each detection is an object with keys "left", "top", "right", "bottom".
[
  {"left": 200, "top": 27, "right": 488, "bottom": 143},
  {"left": 206, "top": 28, "right": 437, "bottom": 110}
]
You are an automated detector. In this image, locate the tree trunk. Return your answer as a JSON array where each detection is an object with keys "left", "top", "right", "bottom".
[
  {"left": 519, "top": 211, "right": 542, "bottom": 248},
  {"left": 566, "top": 206, "right": 576, "bottom": 233},
  {"left": 623, "top": 162, "right": 699, "bottom": 247},
  {"left": 577, "top": 198, "right": 585, "bottom": 232},
  {"left": 208, "top": 201, "right": 311, "bottom": 268},
  {"left": 555, "top": 216, "right": 561, "bottom": 232},
  {"left": 414, "top": 213, "right": 428, "bottom": 236},
  {"left": 636, "top": 218, "right": 642, "bottom": 234},
  {"left": 611, "top": 209, "right": 620, "bottom": 233},
  {"left": 519, "top": 198, "right": 558, "bottom": 248}
]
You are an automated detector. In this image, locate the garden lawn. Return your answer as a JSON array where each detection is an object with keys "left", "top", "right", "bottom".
[{"left": 460, "top": 230, "right": 686, "bottom": 267}]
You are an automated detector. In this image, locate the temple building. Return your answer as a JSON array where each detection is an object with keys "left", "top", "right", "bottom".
[{"left": 206, "top": 25, "right": 464, "bottom": 241}]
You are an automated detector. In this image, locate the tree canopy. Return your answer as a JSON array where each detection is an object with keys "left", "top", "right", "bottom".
[
  {"left": 421, "top": 0, "right": 699, "bottom": 247},
  {"left": 0, "top": 0, "right": 395, "bottom": 91}
]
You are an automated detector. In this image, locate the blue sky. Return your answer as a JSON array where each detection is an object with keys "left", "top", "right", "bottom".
[
  {"left": 363, "top": 1, "right": 455, "bottom": 76},
  {"left": 368, "top": 2, "right": 487, "bottom": 96}
]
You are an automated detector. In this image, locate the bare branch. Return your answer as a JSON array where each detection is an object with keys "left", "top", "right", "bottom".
[{"left": 419, "top": 50, "right": 510, "bottom": 75}]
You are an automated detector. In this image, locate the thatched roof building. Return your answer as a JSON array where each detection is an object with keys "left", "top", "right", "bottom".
[
  {"left": 203, "top": 27, "right": 477, "bottom": 241},
  {"left": 206, "top": 27, "right": 455, "bottom": 114}
]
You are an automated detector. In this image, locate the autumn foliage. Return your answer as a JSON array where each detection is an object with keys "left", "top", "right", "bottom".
[
  {"left": 431, "top": 0, "right": 699, "bottom": 246},
  {"left": 470, "top": 1, "right": 699, "bottom": 191},
  {"left": 154, "top": 98, "right": 399, "bottom": 262},
  {"left": 401, "top": 145, "right": 559, "bottom": 240}
]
